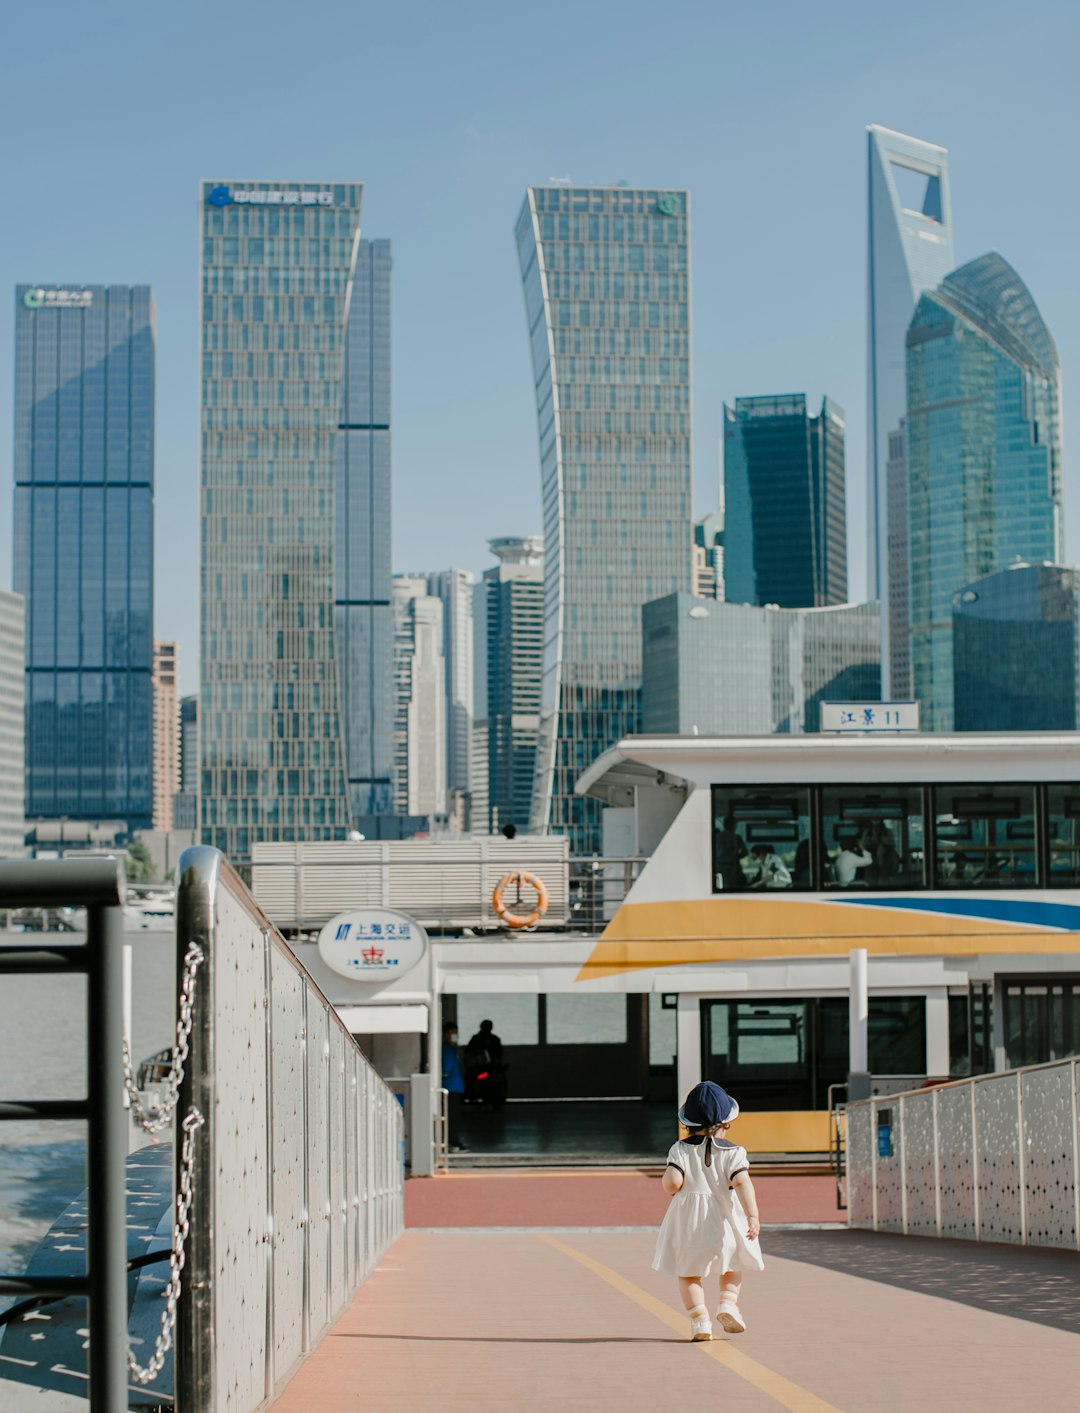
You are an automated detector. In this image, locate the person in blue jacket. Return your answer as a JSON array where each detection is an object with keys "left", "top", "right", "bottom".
[{"left": 441, "top": 1021, "right": 468, "bottom": 1153}]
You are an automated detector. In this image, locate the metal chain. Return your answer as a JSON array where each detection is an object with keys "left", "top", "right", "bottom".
[
  {"left": 127, "top": 1107, "right": 205, "bottom": 1385},
  {"left": 122, "top": 940, "right": 204, "bottom": 1135}
]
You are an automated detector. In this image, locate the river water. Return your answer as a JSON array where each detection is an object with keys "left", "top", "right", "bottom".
[{"left": 0, "top": 930, "right": 177, "bottom": 1289}]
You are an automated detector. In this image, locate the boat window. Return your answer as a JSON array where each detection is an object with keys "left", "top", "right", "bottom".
[
  {"left": 1046, "top": 785, "right": 1080, "bottom": 887},
  {"left": 932, "top": 785, "right": 1037, "bottom": 888},
  {"left": 819, "top": 785, "right": 925, "bottom": 890},
  {"left": 712, "top": 786, "right": 812, "bottom": 893}
]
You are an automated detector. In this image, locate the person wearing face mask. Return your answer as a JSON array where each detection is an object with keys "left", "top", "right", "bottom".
[{"left": 441, "top": 1020, "right": 469, "bottom": 1153}]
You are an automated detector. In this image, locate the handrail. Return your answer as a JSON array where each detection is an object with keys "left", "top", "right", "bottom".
[
  {"left": 174, "top": 846, "right": 404, "bottom": 1413},
  {"left": 0, "top": 858, "right": 128, "bottom": 1413}
]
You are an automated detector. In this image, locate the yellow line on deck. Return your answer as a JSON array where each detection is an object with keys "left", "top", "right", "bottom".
[{"left": 540, "top": 1234, "right": 843, "bottom": 1413}]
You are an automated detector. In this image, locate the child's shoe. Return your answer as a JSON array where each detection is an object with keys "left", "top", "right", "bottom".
[
  {"left": 688, "top": 1304, "right": 712, "bottom": 1341},
  {"left": 716, "top": 1301, "right": 747, "bottom": 1334}
]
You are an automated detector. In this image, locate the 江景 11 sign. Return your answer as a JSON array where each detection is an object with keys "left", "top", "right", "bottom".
[
  {"left": 317, "top": 908, "right": 428, "bottom": 981},
  {"left": 820, "top": 701, "right": 920, "bottom": 733}
]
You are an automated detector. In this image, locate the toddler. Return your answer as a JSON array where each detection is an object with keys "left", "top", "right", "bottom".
[{"left": 652, "top": 1080, "right": 763, "bottom": 1341}]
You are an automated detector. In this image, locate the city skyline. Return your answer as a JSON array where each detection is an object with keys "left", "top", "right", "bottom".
[{"left": 4, "top": 4, "right": 1080, "bottom": 698}]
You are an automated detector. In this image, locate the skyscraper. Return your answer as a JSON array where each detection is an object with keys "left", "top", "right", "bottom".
[
  {"left": 391, "top": 576, "right": 447, "bottom": 818},
  {"left": 642, "top": 594, "right": 880, "bottom": 735},
  {"left": 174, "top": 693, "right": 198, "bottom": 831},
  {"left": 14, "top": 284, "right": 154, "bottom": 826},
  {"left": 693, "top": 511, "right": 724, "bottom": 600},
  {"left": 867, "top": 126, "right": 954, "bottom": 677},
  {"left": 723, "top": 394, "right": 847, "bottom": 608},
  {"left": 953, "top": 564, "right": 1080, "bottom": 731},
  {"left": 516, "top": 185, "right": 693, "bottom": 852},
  {"left": 0, "top": 592, "right": 26, "bottom": 856},
  {"left": 200, "top": 181, "right": 391, "bottom": 859},
  {"left": 484, "top": 536, "right": 544, "bottom": 835},
  {"left": 905, "top": 253, "right": 1064, "bottom": 730},
  {"left": 336, "top": 239, "right": 395, "bottom": 830},
  {"left": 152, "top": 640, "right": 179, "bottom": 831},
  {"left": 427, "top": 569, "right": 474, "bottom": 807}
]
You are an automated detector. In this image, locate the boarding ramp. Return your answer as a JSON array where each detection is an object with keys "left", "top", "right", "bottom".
[
  {"left": 846, "top": 1058, "right": 1080, "bottom": 1249},
  {"left": 174, "top": 846, "right": 404, "bottom": 1410}
]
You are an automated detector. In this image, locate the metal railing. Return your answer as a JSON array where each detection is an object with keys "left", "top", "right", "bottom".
[
  {"left": 567, "top": 856, "right": 647, "bottom": 931},
  {"left": 846, "top": 1058, "right": 1080, "bottom": 1249},
  {"left": 174, "top": 846, "right": 404, "bottom": 1413},
  {"left": 0, "top": 858, "right": 129, "bottom": 1412}
]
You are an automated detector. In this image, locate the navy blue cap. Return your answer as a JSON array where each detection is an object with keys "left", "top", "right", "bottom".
[{"left": 678, "top": 1081, "right": 739, "bottom": 1128}]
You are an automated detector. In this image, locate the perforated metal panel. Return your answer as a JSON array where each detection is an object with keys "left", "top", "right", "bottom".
[
  {"left": 936, "top": 1083, "right": 976, "bottom": 1239},
  {"left": 900, "top": 1092, "right": 937, "bottom": 1236},
  {"left": 974, "top": 1075, "right": 1024, "bottom": 1244},
  {"left": 872, "top": 1097, "right": 904, "bottom": 1232},
  {"left": 211, "top": 885, "right": 271, "bottom": 1413},
  {"left": 306, "top": 999, "right": 331, "bottom": 1345},
  {"left": 1022, "top": 1064, "right": 1077, "bottom": 1249},
  {"left": 270, "top": 946, "right": 307, "bottom": 1379},
  {"left": 845, "top": 1104, "right": 873, "bottom": 1225}
]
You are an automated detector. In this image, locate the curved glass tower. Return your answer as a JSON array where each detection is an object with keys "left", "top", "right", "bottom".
[
  {"left": 905, "top": 253, "right": 1064, "bottom": 730},
  {"left": 516, "top": 185, "right": 693, "bottom": 852}
]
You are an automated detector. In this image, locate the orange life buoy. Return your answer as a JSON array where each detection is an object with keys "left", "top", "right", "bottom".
[{"left": 492, "top": 870, "right": 549, "bottom": 929}]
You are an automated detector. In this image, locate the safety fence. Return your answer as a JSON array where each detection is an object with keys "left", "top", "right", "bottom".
[
  {"left": 846, "top": 1058, "right": 1080, "bottom": 1250},
  {"left": 175, "top": 846, "right": 404, "bottom": 1412}
]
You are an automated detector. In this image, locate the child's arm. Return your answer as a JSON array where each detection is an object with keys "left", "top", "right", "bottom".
[
  {"left": 731, "top": 1171, "right": 760, "bottom": 1240},
  {"left": 662, "top": 1163, "right": 684, "bottom": 1196}
]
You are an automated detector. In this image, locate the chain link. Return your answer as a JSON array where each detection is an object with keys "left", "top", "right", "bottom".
[
  {"left": 127, "top": 1107, "right": 205, "bottom": 1385},
  {"left": 122, "top": 940, "right": 204, "bottom": 1135}
]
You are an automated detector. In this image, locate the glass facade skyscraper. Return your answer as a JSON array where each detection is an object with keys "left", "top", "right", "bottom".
[
  {"left": 953, "top": 564, "right": 1080, "bottom": 732},
  {"left": 642, "top": 594, "right": 880, "bottom": 735},
  {"left": 867, "top": 126, "right": 954, "bottom": 684},
  {"left": 484, "top": 536, "right": 544, "bottom": 834},
  {"left": 14, "top": 284, "right": 154, "bottom": 825},
  {"left": 336, "top": 238, "right": 394, "bottom": 828},
  {"left": 723, "top": 394, "right": 847, "bottom": 608},
  {"left": 905, "top": 252, "right": 1064, "bottom": 731},
  {"left": 200, "top": 181, "right": 390, "bottom": 859},
  {"left": 516, "top": 186, "right": 693, "bottom": 852}
]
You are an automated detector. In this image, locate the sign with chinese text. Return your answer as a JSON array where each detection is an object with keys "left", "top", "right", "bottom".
[
  {"left": 317, "top": 908, "right": 427, "bottom": 981},
  {"left": 206, "top": 184, "right": 333, "bottom": 208},
  {"left": 820, "top": 701, "right": 920, "bottom": 733},
  {"left": 23, "top": 288, "right": 94, "bottom": 310}
]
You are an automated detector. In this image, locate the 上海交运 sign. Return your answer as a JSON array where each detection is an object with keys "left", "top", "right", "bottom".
[{"left": 317, "top": 908, "right": 428, "bottom": 981}]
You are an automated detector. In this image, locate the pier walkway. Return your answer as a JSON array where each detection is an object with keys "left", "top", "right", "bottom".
[{"left": 270, "top": 1171, "right": 1080, "bottom": 1412}]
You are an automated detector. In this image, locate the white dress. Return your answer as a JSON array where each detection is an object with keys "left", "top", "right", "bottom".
[{"left": 652, "top": 1138, "right": 765, "bottom": 1277}]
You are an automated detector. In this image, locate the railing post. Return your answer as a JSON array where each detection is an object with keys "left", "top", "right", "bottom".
[
  {"left": 85, "top": 891, "right": 129, "bottom": 1412},
  {"left": 175, "top": 846, "right": 219, "bottom": 1413},
  {"left": 971, "top": 1081, "right": 981, "bottom": 1240},
  {"left": 1017, "top": 1071, "right": 1028, "bottom": 1245}
]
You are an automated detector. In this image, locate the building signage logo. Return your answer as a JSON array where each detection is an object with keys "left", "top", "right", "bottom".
[
  {"left": 317, "top": 908, "right": 428, "bottom": 981},
  {"left": 23, "top": 288, "right": 93, "bottom": 310},
  {"left": 820, "top": 701, "right": 921, "bottom": 733},
  {"left": 206, "top": 184, "right": 332, "bottom": 208},
  {"left": 656, "top": 193, "right": 683, "bottom": 216}
]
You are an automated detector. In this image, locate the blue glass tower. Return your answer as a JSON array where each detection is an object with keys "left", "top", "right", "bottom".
[
  {"left": 13, "top": 284, "right": 154, "bottom": 826},
  {"left": 516, "top": 186, "right": 693, "bottom": 852},
  {"left": 905, "top": 253, "right": 1064, "bottom": 730},
  {"left": 723, "top": 394, "right": 847, "bottom": 608}
]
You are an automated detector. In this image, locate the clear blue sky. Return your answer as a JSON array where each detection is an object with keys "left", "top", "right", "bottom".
[{"left": 2, "top": 0, "right": 1078, "bottom": 694}]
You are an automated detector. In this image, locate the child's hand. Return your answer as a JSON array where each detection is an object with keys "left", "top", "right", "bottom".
[{"left": 746, "top": 1217, "right": 761, "bottom": 1241}]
